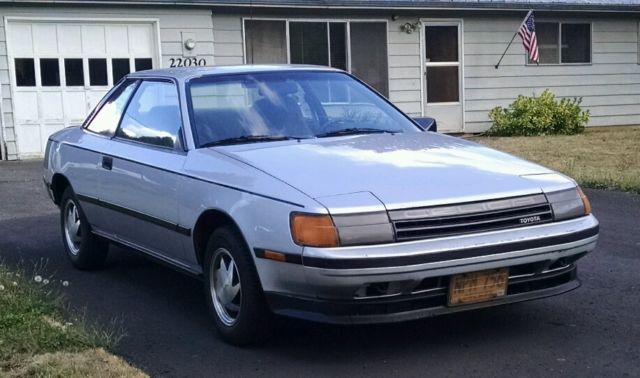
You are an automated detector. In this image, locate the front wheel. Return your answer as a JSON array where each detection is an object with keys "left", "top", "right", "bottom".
[
  {"left": 203, "top": 226, "right": 273, "bottom": 345},
  {"left": 60, "top": 187, "right": 109, "bottom": 270}
]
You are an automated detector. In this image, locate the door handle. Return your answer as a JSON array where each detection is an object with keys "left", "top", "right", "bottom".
[{"left": 101, "top": 156, "right": 113, "bottom": 170}]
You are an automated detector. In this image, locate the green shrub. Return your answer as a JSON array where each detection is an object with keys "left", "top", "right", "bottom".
[{"left": 487, "top": 89, "right": 590, "bottom": 136}]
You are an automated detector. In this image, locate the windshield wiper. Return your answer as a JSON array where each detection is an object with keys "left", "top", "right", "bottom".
[
  {"left": 315, "top": 128, "right": 401, "bottom": 138},
  {"left": 201, "top": 135, "right": 301, "bottom": 147}
]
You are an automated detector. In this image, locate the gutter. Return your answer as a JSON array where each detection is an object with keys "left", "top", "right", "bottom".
[{"left": 0, "top": 1, "right": 639, "bottom": 13}]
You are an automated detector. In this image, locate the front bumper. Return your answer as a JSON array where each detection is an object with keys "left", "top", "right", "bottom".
[
  {"left": 258, "top": 215, "right": 598, "bottom": 324},
  {"left": 267, "top": 266, "right": 580, "bottom": 324}
]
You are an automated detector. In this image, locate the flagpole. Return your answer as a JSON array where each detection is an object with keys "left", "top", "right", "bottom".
[{"left": 494, "top": 10, "right": 533, "bottom": 69}]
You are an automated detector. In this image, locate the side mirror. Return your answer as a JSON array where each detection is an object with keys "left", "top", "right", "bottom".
[{"left": 412, "top": 117, "right": 437, "bottom": 132}]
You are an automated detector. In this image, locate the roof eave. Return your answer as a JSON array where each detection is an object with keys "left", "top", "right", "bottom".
[{"left": 1, "top": 1, "right": 639, "bottom": 13}]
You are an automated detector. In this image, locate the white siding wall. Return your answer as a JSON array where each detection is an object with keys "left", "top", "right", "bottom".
[
  {"left": 212, "top": 15, "right": 244, "bottom": 66},
  {"left": 0, "top": 6, "right": 214, "bottom": 160},
  {"left": 387, "top": 18, "right": 422, "bottom": 116},
  {"left": 464, "top": 17, "right": 640, "bottom": 132}
]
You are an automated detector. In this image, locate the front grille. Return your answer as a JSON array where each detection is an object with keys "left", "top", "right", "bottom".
[{"left": 389, "top": 194, "right": 553, "bottom": 241}]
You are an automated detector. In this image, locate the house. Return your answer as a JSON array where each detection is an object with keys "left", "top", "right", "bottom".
[{"left": 0, "top": 0, "right": 639, "bottom": 160}]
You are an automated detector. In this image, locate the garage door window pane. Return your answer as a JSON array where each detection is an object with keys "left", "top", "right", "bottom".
[
  {"left": 350, "top": 22, "right": 389, "bottom": 97},
  {"left": 245, "top": 20, "right": 287, "bottom": 64},
  {"left": 15, "top": 58, "right": 36, "bottom": 87},
  {"left": 135, "top": 58, "right": 153, "bottom": 72},
  {"left": 86, "top": 80, "right": 137, "bottom": 136},
  {"left": 425, "top": 26, "right": 458, "bottom": 62},
  {"left": 561, "top": 24, "right": 591, "bottom": 63},
  {"left": 64, "top": 59, "right": 84, "bottom": 86},
  {"left": 535, "top": 23, "right": 559, "bottom": 64},
  {"left": 40, "top": 59, "right": 60, "bottom": 87},
  {"left": 290, "top": 22, "right": 329, "bottom": 66},
  {"left": 89, "top": 59, "right": 108, "bottom": 86},
  {"left": 117, "top": 81, "right": 182, "bottom": 149},
  {"left": 427, "top": 66, "right": 459, "bottom": 103},
  {"left": 112, "top": 58, "right": 130, "bottom": 84}
]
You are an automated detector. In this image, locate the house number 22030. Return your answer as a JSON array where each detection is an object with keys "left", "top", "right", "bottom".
[{"left": 169, "top": 58, "right": 207, "bottom": 67}]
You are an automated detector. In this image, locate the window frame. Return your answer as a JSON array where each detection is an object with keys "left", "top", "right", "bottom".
[
  {"left": 112, "top": 77, "right": 187, "bottom": 153},
  {"left": 241, "top": 17, "right": 389, "bottom": 93},
  {"left": 526, "top": 21, "right": 593, "bottom": 66}
]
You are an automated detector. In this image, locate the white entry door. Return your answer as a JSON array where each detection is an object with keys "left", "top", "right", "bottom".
[
  {"left": 422, "top": 20, "right": 464, "bottom": 133},
  {"left": 6, "top": 19, "right": 159, "bottom": 158}
]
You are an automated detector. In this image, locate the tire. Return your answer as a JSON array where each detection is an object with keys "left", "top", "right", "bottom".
[
  {"left": 60, "top": 187, "right": 109, "bottom": 270},
  {"left": 203, "top": 226, "right": 273, "bottom": 345}
]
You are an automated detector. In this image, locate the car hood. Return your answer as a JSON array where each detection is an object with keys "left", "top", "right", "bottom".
[{"left": 215, "top": 132, "right": 557, "bottom": 210}]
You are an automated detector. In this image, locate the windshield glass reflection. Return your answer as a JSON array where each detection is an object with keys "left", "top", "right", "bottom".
[{"left": 188, "top": 71, "right": 420, "bottom": 147}]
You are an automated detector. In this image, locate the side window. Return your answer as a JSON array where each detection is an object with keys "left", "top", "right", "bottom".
[
  {"left": 116, "top": 81, "right": 182, "bottom": 149},
  {"left": 85, "top": 80, "right": 138, "bottom": 136}
]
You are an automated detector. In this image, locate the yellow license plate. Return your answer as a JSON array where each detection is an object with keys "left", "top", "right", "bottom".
[{"left": 448, "top": 268, "right": 509, "bottom": 306}]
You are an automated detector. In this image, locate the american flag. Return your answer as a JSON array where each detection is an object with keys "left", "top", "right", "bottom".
[{"left": 518, "top": 12, "right": 539, "bottom": 63}]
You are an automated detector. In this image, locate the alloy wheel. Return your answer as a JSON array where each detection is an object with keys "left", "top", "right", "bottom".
[
  {"left": 210, "top": 248, "right": 242, "bottom": 326},
  {"left": 63, "top": 200, "right": 82, "bottom": 255}
]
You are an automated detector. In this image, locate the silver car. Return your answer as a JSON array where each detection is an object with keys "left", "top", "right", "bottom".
[{"left": 43, "top": 66, "right": 599, "bottom": 345}]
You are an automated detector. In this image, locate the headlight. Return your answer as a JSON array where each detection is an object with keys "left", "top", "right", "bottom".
[
  {"left": 546, "top": 186, "right": 592, "bottom": 221},
  {"left": 290, "top": 211, "right": 394, "bottom": 247}
]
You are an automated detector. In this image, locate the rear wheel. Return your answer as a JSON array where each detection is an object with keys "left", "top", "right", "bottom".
[
  {"left": 203, "top": 226, "right": 273, "bottom": 345},
  {"left": 60, "top": 187, "right": 109, "bottom": 270}
]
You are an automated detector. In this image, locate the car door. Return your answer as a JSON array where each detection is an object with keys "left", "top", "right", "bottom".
[
  {"left": 75, "top": 79, "right": 139, "bottom": 230},
  {"left": 97, "top": 79, "right": 190, "bottom": 266}
]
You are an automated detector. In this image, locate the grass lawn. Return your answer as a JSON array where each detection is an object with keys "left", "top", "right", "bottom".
[
  {"left": 471, "top": 126, "right": 640, "bottom": 194},
  {"left": 0, "top": 262, "right": 146, "bottom": 378}
]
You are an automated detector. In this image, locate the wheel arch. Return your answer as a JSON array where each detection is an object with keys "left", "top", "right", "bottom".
[
  {"left": 192, "top": 208, "right": 251, "bottom": 267},
  {"left": 51, "top": 173, "right": 72, "bottom": 206}
]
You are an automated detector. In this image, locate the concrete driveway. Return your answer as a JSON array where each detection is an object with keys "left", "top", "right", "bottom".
[{"left": 1, "top": 160, "right": 639, "bottom": 377}]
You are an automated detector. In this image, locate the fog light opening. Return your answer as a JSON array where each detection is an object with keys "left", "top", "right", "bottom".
[{"left": 354, "top": 281, "right": 408, "bottom": 299}]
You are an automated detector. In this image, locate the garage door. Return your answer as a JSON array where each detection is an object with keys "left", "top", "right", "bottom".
[{"left": 6, "top": 20, "right": 158, "bottom": 158}]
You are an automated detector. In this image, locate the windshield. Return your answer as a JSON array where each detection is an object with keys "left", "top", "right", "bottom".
[{"left": 188, "top": 71, "right": 420, "bottom": 147}]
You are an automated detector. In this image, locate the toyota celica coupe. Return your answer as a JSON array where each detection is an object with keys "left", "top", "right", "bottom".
[{"left": 43, "top": 65, "right": 599, "bottom": 345}]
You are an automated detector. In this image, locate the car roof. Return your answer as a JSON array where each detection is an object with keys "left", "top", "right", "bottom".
[{"left": 127, "top": 64, "right": 343, "bottom": 81}]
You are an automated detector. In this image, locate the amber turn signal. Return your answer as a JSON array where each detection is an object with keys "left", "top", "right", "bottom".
[
  {"left": 263, "top": 250, "right": 287, "bottom": 262},
  {"left": 290, "top": 213, "right": 339, "bottom": 248},
  {"left": 577, "top": 187, "right": 592, "bottom": 215}
]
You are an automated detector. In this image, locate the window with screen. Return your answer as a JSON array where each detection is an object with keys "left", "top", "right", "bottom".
[
  {"left": 244, "top": 20, "right": 287, "bottom": 64},
  {"left": 350, "top": 22, "right": 389, "bottom": 97},
  {"left": 243, "top": 19, "right": 389, "bottom": 97},
  {"left": 116, "top": 81, "right": 182, "bottom": 149},
  {"left": 532, "top": 22, "right": 591, "bottom": 64},
  {"left": 561, "top": 23, "right": 591, "bottom": 63},
  {"left": 290, "top": 22, "right": 330, "bottom": 66}
]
